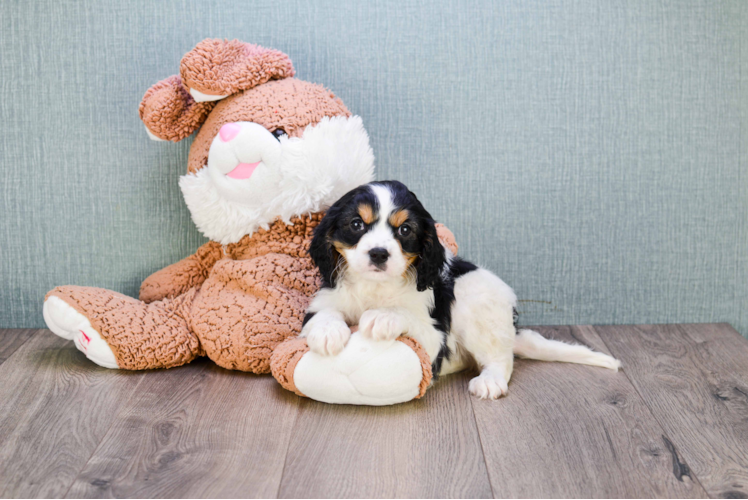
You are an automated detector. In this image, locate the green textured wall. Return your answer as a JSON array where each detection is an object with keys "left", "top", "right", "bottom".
[{"left": 1, "top": 0, "right": 746, "bottom": 335}]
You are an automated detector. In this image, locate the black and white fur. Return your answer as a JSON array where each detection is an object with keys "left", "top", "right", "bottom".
[{"left": 301, "top": 181, "right": 621, "bottom": 399}]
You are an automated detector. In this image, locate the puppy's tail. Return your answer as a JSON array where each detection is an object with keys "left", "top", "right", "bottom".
[{"left": 513, "top": 329, "right": 621, "bottom": 371}]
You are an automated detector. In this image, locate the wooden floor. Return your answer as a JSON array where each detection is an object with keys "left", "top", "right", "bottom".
[{"left": 1, "top": 325, "right": 747, "bottom": 498}]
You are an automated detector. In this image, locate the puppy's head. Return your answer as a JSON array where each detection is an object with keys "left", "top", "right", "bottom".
[{"left": 310, "top": 181, "right": 445, "bottom": 291}]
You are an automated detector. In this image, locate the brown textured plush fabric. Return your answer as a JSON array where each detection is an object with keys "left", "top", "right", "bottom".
[
  {"left": 191, "top": 214, "right": 323, "bottom": 372},
  {"left": 434, "top": 223, "right": 458, "bottom": 256},
  {"left": 50, "top": 38, "right": 457, "bottom": 402},
  {"left": 47, "top": 210, "right": 457, "bottom": 377},
  {"left": 186, "top": 79, "right": 350, "bottom": 174},
  {"left": 139, "top": 38, "right": 349, "bottom": 172},
  {"left": 180, "top": 39, "right": 295, "bottom": 97},
  {"left": 270, "top": 336, "right": 310, "bottom": 397},
  {"left": 48, "top": 214, "right": 322, "bottom": 373},
  {"left": 45, "top": 286, "right": 202, "bottom": 370},
  {"left": 140, "top": 240, "right": 224, "bottom": 303},
  {"left": 139, "top": 75, "right": 216, "bottom": 142},
  {"left": 395, "top": 337, "right": 433, "bottom": 399}
]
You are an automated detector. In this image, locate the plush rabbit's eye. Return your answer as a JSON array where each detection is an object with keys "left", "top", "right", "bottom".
[
  {"left": 271, "top": 128, "right": 287, "bottom": 140},
  {"left": 350, "top": 219, "right": 365, "bottom": 232}
]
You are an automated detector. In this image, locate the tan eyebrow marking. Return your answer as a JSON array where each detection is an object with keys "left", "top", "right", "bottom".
[
  {"left": 358, "top": 204, "right": 375, "bottom": 224},
  {"left": 389, "top": 209, "right": 410, "bottom": 228}
]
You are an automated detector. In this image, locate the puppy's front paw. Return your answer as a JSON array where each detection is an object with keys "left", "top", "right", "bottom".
[
  {"left": 469, "top": 373, "right": 509, "bottom": 400},
  {"left": 359, "top": 309, "right": 407, "bottom": 341},
  {"left": 304, "top": 318, "right": 351, "bottom": 356}
]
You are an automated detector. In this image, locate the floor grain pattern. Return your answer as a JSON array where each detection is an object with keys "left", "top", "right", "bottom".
[
  {"left": 67, "top": 359, "right": 301, "bottom": 499},
  {"left": 471, "top": 326, "right": 707, "bottom": 498},
  {"left": 596, "top": 323, "right": 748, "bottom": 499},
  {"left": 277, "top": 372, "right": 493, "bottom": 498},
  {"left": 0, "top": 331, "right": 144, "bottom": 498},
  {"left": 0, "top": 328, "right": 36, "bottom": 365},
  {"left": 0, "top": 325, "right": 747, "bottom": 499}
]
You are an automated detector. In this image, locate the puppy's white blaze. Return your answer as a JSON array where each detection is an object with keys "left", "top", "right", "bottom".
[
  {"left": 369, "top": 183, "right": 395, "bottom": 221},
  {"left": 362, "top": 183, "right": 396, "bottom": 252},
  {"left": 343, "top": 183, "right": 409, "bottom": 280}
]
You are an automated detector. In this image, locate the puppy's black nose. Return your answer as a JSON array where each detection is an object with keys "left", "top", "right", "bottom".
[{"left": 369, "top": 247, "right": 389, "bottom": 265}]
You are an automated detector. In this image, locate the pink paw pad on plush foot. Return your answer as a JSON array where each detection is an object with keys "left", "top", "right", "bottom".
[
  {"left": 43, "top": 296, "right": 119, "bottom": 369},
  {"left": 77, "top": 330, "right": 91, "bottom": 349}
]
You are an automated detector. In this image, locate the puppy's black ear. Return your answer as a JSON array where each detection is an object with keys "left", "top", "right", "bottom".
[
  {"left": 310, "top": 209, "right": 339, "bottom": 288},
  {"left": 416, "top": 218, "right": 446, "bottom": 292}
]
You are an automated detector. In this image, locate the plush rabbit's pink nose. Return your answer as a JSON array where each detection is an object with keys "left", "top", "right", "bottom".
[{"left": 219, "top": 123, "right": 241, "bottom": 142}]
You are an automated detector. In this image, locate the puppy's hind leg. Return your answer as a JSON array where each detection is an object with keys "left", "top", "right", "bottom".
[
  {"left": 452, "top": 269, "right": 518, "bottom": 400},
  {"left": 462, "top": 320, "right": 515, "bottom": 400}
]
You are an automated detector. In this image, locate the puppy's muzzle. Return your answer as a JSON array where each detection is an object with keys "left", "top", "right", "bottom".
[{"left": 368, "top": 247, "right": 389, "bottom": 268}]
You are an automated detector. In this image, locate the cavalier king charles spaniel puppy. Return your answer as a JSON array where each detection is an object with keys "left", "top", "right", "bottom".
[{"left": 301, "top": 181, "right": 620, "bottom": 399}]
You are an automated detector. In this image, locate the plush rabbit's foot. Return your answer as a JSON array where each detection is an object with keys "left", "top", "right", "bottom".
[
  {"left": 43, "top": 296, "right": 119, "bottom": 369},
  {"left": 271, "top": 332, "right": 433, "bottom": 406}
]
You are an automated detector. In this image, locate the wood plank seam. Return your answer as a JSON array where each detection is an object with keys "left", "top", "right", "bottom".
[
  {"left": 468, "top": 325, "right": 710, "bottom": 498},
  {"left": 590, "top": 325, "right": 713, "bottom": 498},
  {"left": 464, "top": 361, "right": 501, "bottom": 499},
  {"left": 275, "top": 400, "right": 302, "bottom": 499},
  {"left": 467, "top": 395, "right": 497, "bottom": 499},
  {"left": 3, "top": 326, "right": 737, "bottom": 498},
  {"left": 0, "top": 332, "right": 150, "bottom": 497},
  {"left": 0, "top": 328, "right": 39, "bottom": 366},
  {"left": 61, "top": 372, "right": 149, "bottom": 498},
  {"left": 276, "top": 373, "right": 492, "bottom": 498},
  {"left": 66, "top": 363, "right": 304, "bottom": 498}
]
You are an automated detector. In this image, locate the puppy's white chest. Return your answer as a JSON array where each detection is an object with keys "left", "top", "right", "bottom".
[{"left": 342, "top": 280, "right": 433, "bottom": 324}]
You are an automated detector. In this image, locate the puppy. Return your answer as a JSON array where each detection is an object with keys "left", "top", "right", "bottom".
[{"left": 301, "top": 181, "right": 620, "bottom": 399}]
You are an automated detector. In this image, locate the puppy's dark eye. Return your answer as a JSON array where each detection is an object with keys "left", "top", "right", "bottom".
[
  {"left": 271, "top": 128, "right": 287, "bottom": 140},
  {"left": 350, "top": 218, "right": 365, "bottom": 232},
  {"left": 397, "top": 225, "right": 412, "bottom": 237}
]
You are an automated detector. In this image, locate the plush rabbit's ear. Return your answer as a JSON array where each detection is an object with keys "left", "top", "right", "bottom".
[
  {"left": 139, "top": 75, "right": 215, "bottom": 142},
  {"left": 180, "top": 39, "right": 295, "bottom": 103},
  {"left": 435, "top": 223, "right": 458, "bottom": 256}
]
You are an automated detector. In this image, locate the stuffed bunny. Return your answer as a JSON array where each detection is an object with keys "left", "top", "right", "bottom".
[
  {"left": 43, "top": 39, "right": 371, "bottom": 371},
  {"left": 43, "top": 40, "right": 457, "bottom": 404}
]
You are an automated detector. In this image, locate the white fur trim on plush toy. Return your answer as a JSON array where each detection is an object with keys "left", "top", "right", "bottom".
[
  {"left": 180, "top": 115, "right": 375, "bottom": 244},
  {"left": 293, "top": 332, "right": 425, "bottom": 405}
]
